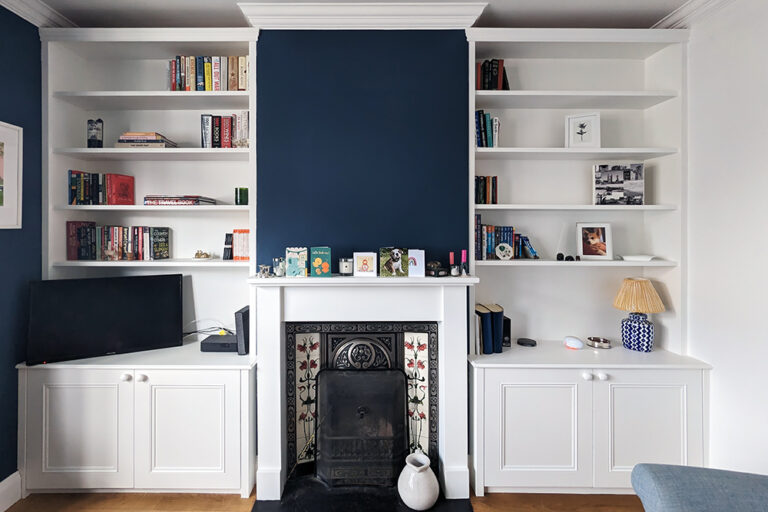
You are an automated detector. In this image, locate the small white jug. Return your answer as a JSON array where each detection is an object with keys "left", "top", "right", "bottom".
[{"left": 397, "top": 452, "right": 439, "bottom": 511}]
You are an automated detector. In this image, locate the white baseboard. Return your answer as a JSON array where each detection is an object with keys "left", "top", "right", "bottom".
[{"left": 0, "top": 472, "right": 21, "bottom": 512}]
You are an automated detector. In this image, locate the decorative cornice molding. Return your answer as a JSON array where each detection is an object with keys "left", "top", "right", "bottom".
[
  {"left": 652, "top": 0, "right": 736, "bottom": 29},
  {"left": 0, "top": 0, "right": 75, "bottom": 27},
  {"left": 238, "top": 2, "right": 487, "bottom": 30}
]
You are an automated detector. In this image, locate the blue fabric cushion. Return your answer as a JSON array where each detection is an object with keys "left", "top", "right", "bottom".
[{"left": 632, "top": 463, "right": 768, "bottom": 512}]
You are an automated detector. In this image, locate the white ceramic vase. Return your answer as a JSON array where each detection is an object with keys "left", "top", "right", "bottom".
[{"left": 397, "top": 452, "right": 439, "bottom": 511}]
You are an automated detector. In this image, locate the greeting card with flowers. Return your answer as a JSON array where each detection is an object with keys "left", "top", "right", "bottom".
[{"left": 310, "top": 246, "right": 331, "bottom": 277}]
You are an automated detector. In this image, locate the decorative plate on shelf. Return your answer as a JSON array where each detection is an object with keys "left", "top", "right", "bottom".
[{"left": 495, "top": 242, "right": 513, "bottom": 260}]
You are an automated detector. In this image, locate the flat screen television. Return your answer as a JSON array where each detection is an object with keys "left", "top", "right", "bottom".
[{"left": 27, "top": 274, "right": 183, "bottom": 365}]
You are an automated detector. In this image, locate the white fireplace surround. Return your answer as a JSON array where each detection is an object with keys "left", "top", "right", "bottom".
[{"left": 249, "top": 276, "right": 478, "bottom": 501}]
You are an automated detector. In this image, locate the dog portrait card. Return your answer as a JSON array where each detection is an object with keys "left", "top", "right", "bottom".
[{"left": 379, "top": 247, "right": 409, "bottom": 277}]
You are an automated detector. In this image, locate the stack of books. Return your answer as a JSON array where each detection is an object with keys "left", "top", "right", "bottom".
[
  {"left": 476, "top": 59, "right": 510, "bottom": 90},
  {"left": 475, "top": 110, "right": 500, "bottom": 148},
  {"left": 200, "top": 112, "right": 249, "bottom": 148},
  {"left": 170, "top": 56, "right": 248, "bottom": 92},
  {"left": 475, "top": 303, "right": 505, "bottom": 354},
  {"left": 475, "top": 176, "right": 498, "bottom": 204},
  {"left": 115, "top": 132, "right": 177, "bottom": 148},
  {"left": 66, "top": 222, "right": 170, "bottom": 261},
  {"left": 475, "top": 214, "right": 539, "bottom": 261},
  {"left": 143, "top": 195, "right": 216, "bottom": 206},
  {"left": 68, "top": 171, "right": 134, "bottom": 205}
]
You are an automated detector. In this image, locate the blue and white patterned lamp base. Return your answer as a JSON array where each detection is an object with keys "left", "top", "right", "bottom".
[{"left": 621, "top": 312, "right": 654, "bottom": 352}]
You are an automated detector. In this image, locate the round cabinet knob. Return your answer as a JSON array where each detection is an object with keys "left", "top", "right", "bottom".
[
  {"left": 136, "top": 374, "right": 148, "bottom": 382},
  {"left": 596, "top": 372, "right": 609, "bottom": 381},
  {"left": 581, "top": 372, "right": 594, "bottom": 381},
  {"left": 120, "top": 373, "right": 132, "bottom": 382}
]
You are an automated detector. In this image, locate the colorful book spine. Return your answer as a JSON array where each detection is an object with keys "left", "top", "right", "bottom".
[
  {"left": 204, "top": 56, "right": 212, "bottom": 91},
  {"left": 196, "top": 56, "right": 205, "bottom": 91}
]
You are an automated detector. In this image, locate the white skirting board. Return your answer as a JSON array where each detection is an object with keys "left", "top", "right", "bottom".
[{"left": 0, "top": 472, "right": 21, "bottom": 512}]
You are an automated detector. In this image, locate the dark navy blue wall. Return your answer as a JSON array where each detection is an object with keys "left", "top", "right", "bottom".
[
  {"left": 0, "top": 8, "right": 41, "bottom": 481},
  {"left": 257, "top": 31, "right": 468, "bottom": 269}
]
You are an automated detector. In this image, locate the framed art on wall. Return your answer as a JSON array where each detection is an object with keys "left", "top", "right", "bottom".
[
  {"left": 0, "top": 121, "right": 23, "bottom": 229},
  {"left": 577, "top": 223, "right": 613, "bottom": 260}
]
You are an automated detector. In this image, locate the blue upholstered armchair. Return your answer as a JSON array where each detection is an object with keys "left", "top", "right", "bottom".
[{"left": 632, "top": 463, "right": 768, "bottom": 512}]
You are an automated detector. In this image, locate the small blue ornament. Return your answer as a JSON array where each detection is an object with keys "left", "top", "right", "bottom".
[{"left": 621, "top": 312, "right": 654, "bottom": 352}]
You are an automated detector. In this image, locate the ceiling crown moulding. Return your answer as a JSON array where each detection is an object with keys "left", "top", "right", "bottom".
[
  {"left": 0, "top": 0, "right": 75, "bottom": 27},
  {"left": 652, "top": 0, "right": 736, "bottom": 28},
  {"left": 238, "top": 2, "right": 487, "bottom": 30}
]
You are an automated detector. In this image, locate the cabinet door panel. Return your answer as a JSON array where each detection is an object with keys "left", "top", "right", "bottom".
[
  {"left": 134, "top": 370, "right": 240, "bottom": 489},
  {"left": 25, "top": 369, "right": 134, "bottom": 489},
  {"left": 484, "top": 369, "right": 593, "bottom": 487},
  {"left": 593, "top": 369, "right": 703, "bottom": 488}
]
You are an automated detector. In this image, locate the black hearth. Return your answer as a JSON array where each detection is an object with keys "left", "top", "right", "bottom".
[{"left": 316, "top": 370, "right": 408, "bottom": 487}]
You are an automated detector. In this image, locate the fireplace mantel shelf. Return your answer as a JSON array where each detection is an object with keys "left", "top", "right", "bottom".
[{"left": 247, "top": 276, "right": 480, "bottom": 286}]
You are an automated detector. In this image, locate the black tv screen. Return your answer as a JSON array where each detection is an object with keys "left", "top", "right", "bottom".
[{"left": 27, "top": 274, "right": 183, "bottom": 365}]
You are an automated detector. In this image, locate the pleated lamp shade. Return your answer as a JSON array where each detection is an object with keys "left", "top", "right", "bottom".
[{"left": 613, "top": 278, "right": 665, "bottom": 313}]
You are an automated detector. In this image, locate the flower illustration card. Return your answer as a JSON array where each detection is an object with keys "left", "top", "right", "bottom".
[
  {"left": 353, "top": 252, "right": 377, "bottom": 277},
  {"left": 285, "top": 247, "right": 308, "bottom": 277},
  {"left": 310, "top": 246, "right": 331, "bottom": 277}
]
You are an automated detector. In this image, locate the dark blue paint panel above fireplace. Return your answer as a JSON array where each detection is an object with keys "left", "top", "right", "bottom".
[{"left": 256, "top": 30, "right": 469, "bottom": 270}]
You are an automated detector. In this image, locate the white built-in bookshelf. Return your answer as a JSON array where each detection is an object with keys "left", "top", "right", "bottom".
[
  {"left": 42, "top": 28, "right": 259, "bottom": 336},
  {"left": 466, "top": 28, "right": 688, "bottom": 354}
]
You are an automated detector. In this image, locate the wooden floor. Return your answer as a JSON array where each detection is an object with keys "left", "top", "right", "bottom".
[{"left": 8, "top": 492, "right": 644, "bottom": 512}]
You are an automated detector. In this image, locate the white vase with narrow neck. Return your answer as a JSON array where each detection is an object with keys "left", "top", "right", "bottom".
[{"left": 397, "top": 452, "right": 440, "bottom": 510}]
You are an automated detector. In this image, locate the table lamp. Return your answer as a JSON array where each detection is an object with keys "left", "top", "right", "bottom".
[{"left": 613, "top": 278, "right": 665, "bottom": 352}]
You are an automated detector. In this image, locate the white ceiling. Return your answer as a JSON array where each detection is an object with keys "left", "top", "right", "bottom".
[{"left": 39, "top": 0, "right": 690, "bottom": 28}]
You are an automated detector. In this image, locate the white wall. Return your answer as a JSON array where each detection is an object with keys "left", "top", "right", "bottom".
[{"left": 688, "top": 0, "right": 768, "bottom": 474}]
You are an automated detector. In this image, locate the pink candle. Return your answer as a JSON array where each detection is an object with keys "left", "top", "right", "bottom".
[
  {"left": 449, "top": 252, "right": 455, "bottom": 265},
  {"left": 461, "top": 250, "right": 467, "bottom": 263}
]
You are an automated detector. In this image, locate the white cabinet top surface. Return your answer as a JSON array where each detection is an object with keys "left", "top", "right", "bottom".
[
  {"left": 469, "top": 339, "right": 710, "bottom": 369},
  {"left": 17, "top": 340, "right": 256, "bottom": 370}
]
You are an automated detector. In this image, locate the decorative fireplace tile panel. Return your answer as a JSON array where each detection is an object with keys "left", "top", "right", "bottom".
[{"left": 286, "top": 322, "right": 439, "bottom": 474}]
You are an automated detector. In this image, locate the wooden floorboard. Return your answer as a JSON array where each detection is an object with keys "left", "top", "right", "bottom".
[{"left": 8, "top": 492, "right": 644, "bottom": 512}]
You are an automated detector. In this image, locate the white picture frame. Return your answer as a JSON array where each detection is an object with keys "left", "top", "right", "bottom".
[
  {"left": 353, "top": 252, "right": 377, "bottom": 277},
  {"left": 577, "top": 222, "right": 613, "bottom": 260},
  {"left": 0, "top": 121, "right": 23, "bottom": 229},
  {"left": 565, "top": 113, "right": 601, "bottom": 148}
]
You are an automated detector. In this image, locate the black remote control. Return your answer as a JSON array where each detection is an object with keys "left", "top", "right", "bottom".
[{"left": 517, "top": 338, "right": 537, "bottom": 347}]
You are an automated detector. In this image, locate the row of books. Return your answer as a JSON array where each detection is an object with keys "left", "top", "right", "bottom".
[
  {"left": 143, "top": 195, "right": 216, "bottom": 206},
  {"left": 474, "top": 303, "right": 506, "bottom": 354},
  {"left": 116, "top": 132, "right": 177, "bottom": 148},
  {"left": 474, "top": 214, "right": 539, "bottom": 260},
  {"left": 476, "top": 59, "right": 510, "bottom": 90},
  {"left": 66, "top": 222, "right": 170, "bottom": 261},
  {"left": 201, "top": 112, "right": 249, "bottom": 148},
  {"left": 68, "top": 171, "right": 134, "bottom": 205},
  {"left": 475, "top": 176, "right": 498, "bottom": 204},
  {"left": 475, "top": 110, "right": 500, "bottom": 148},
  {"left": 224, "top": 229, "right": 249, "bottom": 261},
  {"left": 170, "top": 56, "right": 248, "bottom": 92}
]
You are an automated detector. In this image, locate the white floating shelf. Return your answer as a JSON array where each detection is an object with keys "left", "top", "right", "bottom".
[
  {"left": 475, "top": 90, "right": 677, "bottom": 110},
  {"left": 54, "top": 147, "right": 250, "bottom": 161},
  {"left": 56, "top": 205, "right": 249, "bottom": 212},
  {"left": 475, "top": 259, "right": 677, "bottom": 268},
  {"left": 53, "top": 259, "right": 250, "bottom": 268},
  {"left": 475, "top": 147, "right": 677, "bottom": 160},
  {"left": 475, "top": 204, "right": 676, "bottom": 211},
  {"left": 53, "top": 90, "right": 250, "bottom": 110}
]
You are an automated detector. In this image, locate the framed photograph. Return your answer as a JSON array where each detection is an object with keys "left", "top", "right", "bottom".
[
  {"left": 593, "top": 163, "right": 644, "bottom": 205},
  {"left": 379, "top": 247, "right": 408, "bottom": 277},
  {"left": 565, "top": 113, "right": 600, "bottom": 148},
  {"left": 353, "top": 252, "right": 377, "bottom": 277},
  {"left": 577, "top": 223, "right": 613, "bottom": 260},
  {"left": 0, "top": 121, "right": 23, "bottom": 229}
]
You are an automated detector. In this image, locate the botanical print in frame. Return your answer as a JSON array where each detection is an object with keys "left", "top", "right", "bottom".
[{"left": 0, "top": 121, "right": 23, "bottom": 229}]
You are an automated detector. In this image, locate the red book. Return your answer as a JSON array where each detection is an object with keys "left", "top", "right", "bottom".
[
  {"left": 496, "top": 59, "right": 504, "bottom": 90},
  {"left": 221, "top": 116, "right": 232, "bottom": 148},
  {"left": 476, "top": 62, "right": 482, "bottom": 90},
  {"left": 106, "top": 174, "right": 135, "bottom": 205},
  {"left": 171, "top": 59, "right": 177, "bottom": 91}
]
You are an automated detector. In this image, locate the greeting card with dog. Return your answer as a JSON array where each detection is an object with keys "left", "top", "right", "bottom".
[{"left": 379, "top": 247, "right": 409, "bottom": 277}]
